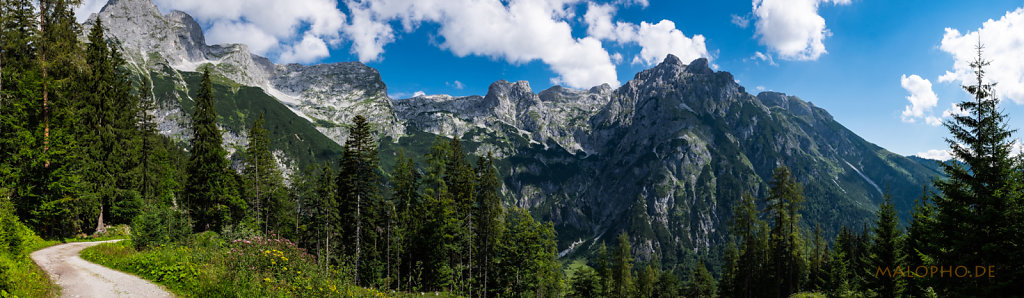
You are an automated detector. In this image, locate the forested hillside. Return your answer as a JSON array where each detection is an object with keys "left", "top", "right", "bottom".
[{"left": 3, "top": 0, "right": 1023, "bottom": 297}]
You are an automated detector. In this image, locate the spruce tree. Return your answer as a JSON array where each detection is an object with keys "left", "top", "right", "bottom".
[
  {"left": 185, "top": 68, "right": 236, "bottom": 232},
  {"left": 867, "top": 192, "right": 904, "bottom": 297},
  {"left": 765, "top": 166, "right": 807, "bottom": 298},
  {"left": 611, "top": 232, "right": 635, "bottom": 297},
  {"left": 685, "top": 260, "right": 716, "bottom": 297},
  {"left": 932, "top": 41, "right": 1023, "bottom": 296},
  {"left": 243, "top": 112, "right": 289, "bottom": 235},
  {"left": 474, "top": 153, "right": 504, "bottom": 297},
  {"left": 336, "top": 114, "right": 380, "bottom": 285},
  {"left": 905, "top": 187, "right": 936, "bottom": 296}
]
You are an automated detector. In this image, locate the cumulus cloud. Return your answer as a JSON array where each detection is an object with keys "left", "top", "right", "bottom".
[
  {"left": 938, "top": 7, "right": 1024, "bottom": 104},
  {"left": 279, "top": 34, "right": 331, "bottom": 63},
  {"left": 751, "top": 0, "right": 849, "bottom": 61},
  {"left": 583, "top": 2, "right": 710, "bottom": 67},
  {"left": 152, "top": 0, "right": 346, "bottom": 62},
  {"left": 915, "top": 149, "right": 952, "bottom": 161},
  {"left": 413, "top": 91, "right": 426, "bottom": 97},
  {"left": 447, "top": 80, "right": 465, "bottom": 89},
  {"left": 941, "top": 103, "right": 967, "bottom": 118},
  {"left": 900, "top": 74, "right": 940, "bottom": 125},
  {"left": 340, "top": 0, "right": 620, "bottom": 88}
]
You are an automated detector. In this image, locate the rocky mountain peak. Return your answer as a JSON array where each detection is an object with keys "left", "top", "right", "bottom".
[{"left": 684, "top": 57, "right": 713, "bottom": 75}]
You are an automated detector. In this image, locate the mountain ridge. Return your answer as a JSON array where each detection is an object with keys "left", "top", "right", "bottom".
[{"left": 86, "top": 0, "right": 943, "bottom": 261}]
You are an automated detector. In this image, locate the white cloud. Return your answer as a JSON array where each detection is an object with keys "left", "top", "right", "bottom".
[
  {"left": 941, "top": 102, "right": 967, "bottom": 118},
  {"left": 756, "top": 85, "right": 766, "bottom": 91},
  {"left": 341, "top": 0, "right": 620, "bottom": 88},
  {"left": 583, "top": 2, "right": 710, "bottom": 67},
  {"left": 75, "top": 0, "right": 107, "bottom": 23},
  {"left": 279, "top": 34, "right": 331, "bottom": 63},
  {"left": 925, "top": 116, "right": 942, "bottom": 126},
  {"left": 731, "top": 14, "right": 749, "bottom": 28},
  {"left": 900, "top": 74, "right": 940, "bottom": 125},
  {"left": 938, "top": 7, "right": 1024, "bottom": 104},
  {"left": 206, "top": 22, "right": 280, "bottom": 55},
  {"left": 447, "top": 80, "right": 465, "bottom": 89},
  {"left": 153, "top": 0, "right": 346, "bottom": 62},
  {"left": 413, "top": 91, "right": 426, "bottom": 97},
  {"left": 751, "top": 51, "right": 776, "bottom": 65},
  {"left": 751, "top": 0, "right": 849, "bottom": 61},
  {"left": 915, "top": 149, "right": 952, "bottom": 161}
]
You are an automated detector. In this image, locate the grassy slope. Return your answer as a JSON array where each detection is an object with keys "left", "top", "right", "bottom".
[{"left": 80, "top": 236, "right": 455, "bottom": 298}]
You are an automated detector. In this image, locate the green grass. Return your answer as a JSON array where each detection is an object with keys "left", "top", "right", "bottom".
[{"left": 80, "top": 234, "right": 456, "bottom": 298}]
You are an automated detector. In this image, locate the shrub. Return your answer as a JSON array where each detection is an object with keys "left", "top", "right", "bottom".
[{"left": 131, "top": 205, "right": 190, "bottom": 249}]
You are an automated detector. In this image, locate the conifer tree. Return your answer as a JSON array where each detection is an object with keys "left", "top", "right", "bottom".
[
  {"left": 765, "top": 166, "right": 807, "bottom": 298},
  {"left": 567, "top": 265, "right": 601, "bottom": 298},
  {"left": 185, "top": 68, "right": 237, "bottom": 232},
  {"left": 685, "top": 260, "right": 716, "bottom": 298},
  {"left": 243, "top": 112, "right": 289, "bottom": 235},
  {"left": 336, "top": 114, "right": 380, "bottom": 285},
  {"left": 932, "top": 41, "right": 1023, "bottom": 296},
  {"left": 611, "top": 232, "right": 635, "bottom": 297},
  {"left": 904, "top": 187, "right": 936, "bottom": 296},
  {"left": 474, "top": 153, "right": 504, "bottom": 296},
  {"left": 496, "top": 207, "right": 561, "bottom": 296},
  {"left": 866, "top": 191, "right": 905, "bottom": 297}
]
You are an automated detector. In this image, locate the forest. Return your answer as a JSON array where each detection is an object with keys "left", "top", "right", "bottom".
[{"left": 2, "top": 0, "right": 1023, "bottom": 297}]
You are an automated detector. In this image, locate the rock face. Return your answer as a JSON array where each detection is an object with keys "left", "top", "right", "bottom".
[
  {"left": 84, "top": 0, "right": 402, "bottom": 146},
  {"left": 91, "top": 0, "right": 942, "bottom": 262}
]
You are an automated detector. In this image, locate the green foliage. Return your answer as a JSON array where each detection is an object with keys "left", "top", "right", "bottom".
[
  {"left": 131, "top": 205, "right": 190, "bottom": 250},
  {"left": 496, "top": 207, "right": 562, "bottom": 297},
  {"left": 611, "top": 232, "right": 634, "bottom": 297},
  {"left": 567, "top": 265, "right": 601, "bottom": 298},
  {"left": 81, "top": 234, "right": 428, "bottom": 297},
  {"left": 684, "top": 261, "right": 716, "bottom": 298},
  {"left": 929, "top": 43, "right": 1024, "bottom": 296},
  {"left": 242, "top": 112, "right": 291, "bottom": 237},
  {"left": 185, "top": 68, "right": 242, "bottom": 233},
  {"left": 866, "top": 192, "right": 905, "bottom": 297}
]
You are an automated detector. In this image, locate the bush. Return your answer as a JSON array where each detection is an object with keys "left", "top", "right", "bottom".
[{"left": 131, "top": 205, "right": 190, "bottom": 249}]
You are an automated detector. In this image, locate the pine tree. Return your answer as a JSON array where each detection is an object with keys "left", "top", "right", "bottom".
[
  {"left": 718, "top": 240, "right": 739, "bottom": 297},
  {"left": 474, "top": 153, "right": 504, "bottom": 297},
  {"left": 567, "top": 265, "right": 601, "bottom": 298},
  {"left": 390, "top": 152, "right": 419, "bottom": 291},
  {"left": 685, "top": 260, "right": 716, "bottom": 297},
  {"left": 905, "top": 186, "right": 936, "bottom": 296},
  {"left": 419, "top": 137, "right": 456, "bottom": 290},
  {"left": 496, "top": 207, "right": 561, "bottom": 297},
  {"left": 611, "top": 232, "right": 635, "bottom": 297},
  {"left": 243, "top": 112, "right": 289, "bottom": 235},
  {"left": 594, "top": 242, "right": 613, "bottom": 297},
  {"left": 765, "top": 166, "right": 807, "bottom": 298},
  {"left": 336, "top": 115, "right": 381, "bottom": 285},
  {"left": 444, "top": 138, "right": 475, "bottom": 293},
  {"left": 866, "top": 191, "right": 905, "bottom": 297},
  {"left": 731, "top": 192, "right": 769, "bottom": 298},
  {"left": 185, "top": 68, "right": 237, "bottom": 232},
  {"left": 932, "top": 41, "right": 1023, "bottom": 296},
  {"left": 808, "top": 223, "right": 830, "bottom": 291}
]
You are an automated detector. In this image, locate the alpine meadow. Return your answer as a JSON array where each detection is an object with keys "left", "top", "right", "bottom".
[{"left": 2, "top": 0, "right": 1024, "bottom": 297}]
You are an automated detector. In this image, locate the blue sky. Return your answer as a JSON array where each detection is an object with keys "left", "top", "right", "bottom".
[{"left": 77, "top": 0, "right": 1024, "bottom": 159}]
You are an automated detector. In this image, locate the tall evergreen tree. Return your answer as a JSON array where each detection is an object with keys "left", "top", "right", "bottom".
[
  {"left": 904, "top": 187, "right": 936, "bottom": 296},
  {"left": 765, "top": 166, "right": 807, "bottom": 298},
  {"left": 932, "top": 41, "right": 1023, "bottom": 296},
  {"left": 184, "top": 68, "right": 238, "bottom": 232},
  {"left": 474, "top": 153, "right": 504, "bottom": 297},
  {"left": 611, "top": 232, "right": 635, "bottom": 297},
  {"left": 731, "top": 192, "right": 769, "bottom": 298},
  {"left": 243, "top": 112, "right": 289, "bottom": 235},
  {"left": 336, "top": 114, "right": 381, "bottom": 285},
  {"left": 866, "top": 192, "right": 904, "bottom": 297},
  {"left": 685, "top": 260, "right": 716, "bottom": 298}
]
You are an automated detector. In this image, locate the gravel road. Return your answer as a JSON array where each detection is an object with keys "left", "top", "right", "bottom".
[{"left": 30, "top": 240, "right": 174, "bottom": 298}]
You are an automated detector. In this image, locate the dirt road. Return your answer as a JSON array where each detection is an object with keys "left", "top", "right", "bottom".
[{"left": 30, "top": 240, "right": 173, "bottom": 298}]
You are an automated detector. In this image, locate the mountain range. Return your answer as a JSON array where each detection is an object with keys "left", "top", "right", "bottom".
[{"left": 84, "top": 0, "right": 943, "bottom": 263}]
